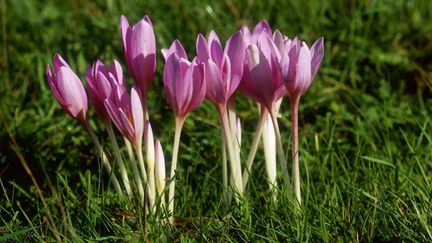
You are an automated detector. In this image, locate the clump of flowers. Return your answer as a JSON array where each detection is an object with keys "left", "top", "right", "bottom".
[{"left": 46, "top": 15, "right": 324, "bottom": 225}]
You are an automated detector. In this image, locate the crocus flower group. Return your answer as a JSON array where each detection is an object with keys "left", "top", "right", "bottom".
[{"left": 46, "top": 14, "right": 324, "bottom": 225}]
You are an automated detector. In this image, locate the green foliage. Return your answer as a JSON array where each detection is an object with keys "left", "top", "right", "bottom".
[{"left": 1, "top": 0, "right": 431, "bottom": 241}]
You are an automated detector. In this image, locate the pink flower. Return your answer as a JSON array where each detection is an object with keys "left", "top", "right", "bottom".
[
  {"left": 240, "top": 33, "right": 286, "bottom": 110},
  {"left": 241, "top": 20, "right": 272, "bottom": 46},
  {"left": 195, "top": 30, "right": 245, "bottom": 107},
  {"left": 85, "top": 59, "right": 125, "bottom": 125},
  {"left": 120, "top": 15, "right": 156, "bottom": 98},
  {"left": 282, "top": 37, "right": 324, "bottom": 99},
  {"left": 46, "top": 54, "right": 88, "bottom": 123},
  {"left": 162, "top": 40, "right": 206, "bottom": 120},
  {"left": 104, "top": 86, "right": 144, "bottom": 148}
]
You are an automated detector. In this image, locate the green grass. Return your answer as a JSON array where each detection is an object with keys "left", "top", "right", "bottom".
[{"left": 1, "top": 0, "right": 432, "bottom": 241}]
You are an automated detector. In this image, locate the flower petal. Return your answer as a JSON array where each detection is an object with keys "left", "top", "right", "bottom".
[
  {"left": 162, "top": 39, "right": 187, "bottom": 61},
  {"left": 310, "top": 37, "right": 324, "bottom": 80},
  {"left": 225, "top": 31, "right": 245, "bottom": 87},
  {"left": 131, "top": 87, "right": 144, "bottom": 146},
  {"left": 205, "top": 60, "right": 224, "bottom": 103},
  {"left": 163, "top": 54, "right": 182, "bottom": 115},
  {"left": 196, "top": 33, "right": 210, "bottom": 62},
  {"left": 295, "top": 45, "right": 312, "bottom": 95},
  {"left": 56, "top": 66, "right": 87, "bottom": 119}
]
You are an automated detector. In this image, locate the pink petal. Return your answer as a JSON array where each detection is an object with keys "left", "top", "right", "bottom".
[
  {"left": 56, "top": 66, "right": 87, "bottom": 119},
  {"left": 196, "top": 33, "right": 210, "bottom": 62},
  {"left": 295, "top": 45, "right": 312, "bottom": 95},
  {"left": 205, "top": 60, "right": 224, "bottom": 103},
  {"left": 163, "top": 54, "right": 182, "bottom": 115},
  {"left": 120, "top": 15, "right": 130, "bottom": 53},
  {"left": 131, "top": 87, "right": 144, "bottom": 146},
  {"left": 187, "top": 62, "right": 206, "bottom": 113},
  {"left": 209, "top": 31, "right": 223, "bottom": 67},
  {"left": 97, "top": 71, "right": 113, "bottom": 99},
  {"left": 119, "top": 108, "right": 135, "bottom": 144},
  {"left": 105, "top": 99, "right": 126, "bottom": 135},
  {"left": 46, "top": 64, "right": 65, "bottom": 105},
  {"left": 53, "top": 53, "right": 70, "bottom": 71},
  {"left": 225, "top": 31, "right": 245, "bottom": 86},
  {"left": 273, "top": 30, "right": 285, "bottom": 54},
  {"left": 249, "top": 47, "right": 274, "bottom": 108},
  {"left": 177, "top": 61, "right": 195, "bottom": 115},
  {"left": 162, "top": 39, "right": 187, "bottom": 61},
  {"left": 310, "top": 37, "right": 324, "bottom": 80},
  {"left": 240, "top": 25, "right": 252, "bottom": 45},
  {"left": 109, "top": 60, "right": 124, "bottom": 86}
]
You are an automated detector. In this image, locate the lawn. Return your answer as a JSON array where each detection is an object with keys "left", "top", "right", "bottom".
[{"left": 1, "top": 0, "right": 431, "bottom": 241}]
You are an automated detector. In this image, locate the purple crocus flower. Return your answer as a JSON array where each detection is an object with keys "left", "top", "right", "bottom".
[
  {"left": 195, "top": 30, "right": 245, "bottom": 109},
  {"left": 283, "top": 37, "right": 324, "bottom": 99},
  {"left": 104, "top": 86, "right": 144, "bottom": 149},
  {"left": 46, "top": 54, "right": 88, "bottom": 124},
  {"left": 240, "top": 33, "right": 286, "bottom": 111},
  {"left": 241, "top": 20, "right": 272, "bottom": 46},
  {"left": 85, "top": 59, "right": 125, "bottom": 125},
  {"left": 162, "top": 40, "right": 206, "bottom": 121},
  {"left": 162, "top": 40, "right": 206, "bottom": 222},
  {"left": 120, "top": 15, "right": 156, "bottom": 101}
]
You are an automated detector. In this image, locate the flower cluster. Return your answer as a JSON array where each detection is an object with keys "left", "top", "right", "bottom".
[{"left": 46, "top": 15, "right": 324, "bottom": 223}]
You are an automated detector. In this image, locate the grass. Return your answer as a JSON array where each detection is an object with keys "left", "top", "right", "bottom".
[{"left": 1, "top": 0, "right": 432, "bottom": 241}]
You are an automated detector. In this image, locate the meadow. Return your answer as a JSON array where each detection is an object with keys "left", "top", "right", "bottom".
[{"left": 0, "top": 0, "right": 431, "bottom": 241}]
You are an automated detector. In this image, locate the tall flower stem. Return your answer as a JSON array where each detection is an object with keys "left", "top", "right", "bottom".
[
  {"left": 168, "top": 116, "right": 185, "bottom": 223},
  {"left": 136, "top": 145, "right": 154, "bottom": 210},
  {"left": 106, "top": 123, "right": 132, "bottom": 198},
  {"left": 290, "top": 96, "right": 301, "bottom": 205},
  {"left": 124, "top": 138, "right": 145, "bottom": 202},
  {"left": 242, "top": 107, "right": 267, "bottom": 189},
  {"left": 221, "top": 131, "right": 228, "bottom": 204},
  {"left": 227, "top": 101, "right": 241, "bottom": 171},
  {"left": 219, "top": 109, "right": 243, "bottom": 199},
  {"left": 268, "top": 110, "right": 289, "bottom": 186},
  {"left": 84, "top": 121, "right": 122, "bottom": 195},
  {"left": 262, "top": 114, "right": 277, "bottom": 191}
]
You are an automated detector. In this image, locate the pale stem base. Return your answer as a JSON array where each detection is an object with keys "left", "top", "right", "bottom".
[
  {"left": 269, "top": 110, "right": 289, "bottom": 185},
  {"left": 168, "top": 117, "right": 185, "bottom": 223},
  {"left": 290, "top": 96, "right": 301, "bottom": 205},
  {"left": 242, "top": 107, "right": 267, "bottom": 190},
  {"left": 124, "top": 138, "right": 145, "bottom": 202},
  {"left": 107, "top": 123, "right": 132, "bottom": 198}
]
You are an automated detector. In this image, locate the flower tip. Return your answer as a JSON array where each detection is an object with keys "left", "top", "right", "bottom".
[{"left": 143, "top": 15, "right": 153, "bottom": 26}]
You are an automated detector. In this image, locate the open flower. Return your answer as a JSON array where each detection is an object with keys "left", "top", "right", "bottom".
[
  {"left": 162, "top": 40, "right": 206, "bottom": 120},
  {"left": 104, "top": 86, "right": 144, "bottom": 148},
  {"left": 241, "top": 20, "right": 272, "bottom": 46},
  {"left": 196, "top": 31, "right": 245, "bottom": 108},
  {"left": 120, "top": 15, "right": 156, "bottom": 99},
  {"left": 240, "top": 33, "right": 286, "bottom": 110},
  {"left": 46, "top": 54, "right": 88, "bottom": 123},
  {"left": 283, "top": 37, "right": 324, "bottom": 99},
  {"left": 85, "top": 60, "right": 125, "bottom": 125}
]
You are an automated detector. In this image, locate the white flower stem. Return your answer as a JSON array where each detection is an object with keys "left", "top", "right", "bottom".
[
  {"left": 221, "top": 132, "right": 228, "bottom": 204},
  {"left": 268, "top": 110, "right": 289, "bottom": 186},
  {"left": 84, "top": 121, "right": 122, "bottom": 195},
  {"left": 263, "top": 113, "right": 278, "bottom": 198},
  {"left": 290, "top": 96, "right": 301, "bottom": 205},
  {"left": 136, "top": 145, "right": 154, "bottom": 210},
  {"left": 168, "top": 116, "right": 184, "bottom": 223},
  {"left": 227, "top": 102, "right": 241, "bottom": 172},
  {"left": 242, "top": 107, "right": 267, "bottom": 190},
  {"left": 106, "top": 123, "right": 132, "bottom": 198},
  {"left": 220, "top": 109, "right": 243, "bottom": 199},
  {"left": 124, "top": 138, "right": 145, "bottom": 202}
]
